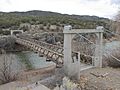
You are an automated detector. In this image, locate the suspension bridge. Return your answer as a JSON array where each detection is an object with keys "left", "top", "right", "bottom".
[{"left": 13, "top": 26, "right": 120, "bottom": 79}]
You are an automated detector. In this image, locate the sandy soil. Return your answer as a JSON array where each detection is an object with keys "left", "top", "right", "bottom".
[
  {"left": 80, "top": 67, "right": 120, "bottom": 90},
  {"left": 39, "top": 67, "right": 120, "bottom": 90}
]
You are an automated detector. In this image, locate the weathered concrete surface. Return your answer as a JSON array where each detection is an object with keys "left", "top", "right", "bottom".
[{"left": 63, "top": 29, "right": 104, "bottom": 34}]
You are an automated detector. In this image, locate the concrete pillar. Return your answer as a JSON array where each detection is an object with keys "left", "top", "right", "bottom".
[
  {"left": 63, "top": 33, "right": 72, "bottom": 74},
  {"left": 77, "top": 52, "right": 80, "bottom": 80},
  {"left": 11, "top": 30, "right": 13, "bottom": 35},
  {"left": 94, "top": 27, "right": 103, "bottom": 67},
  {"left": 63, "top": 26, "right": 80, "bottom": 79}
]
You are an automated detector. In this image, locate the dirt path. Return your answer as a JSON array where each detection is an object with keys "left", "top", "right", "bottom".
[{"left": 80, "top": 67, "right": 120, "bottom": 90}]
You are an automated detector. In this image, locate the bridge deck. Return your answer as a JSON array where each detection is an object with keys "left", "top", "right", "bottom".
[{"left": 80, "top": 63, "right": 94, "bottom": 71}]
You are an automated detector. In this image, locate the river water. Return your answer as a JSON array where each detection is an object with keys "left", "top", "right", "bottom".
[
  {"left": 20, "top": 51, "right": 55, "bottom": 69},
  {"left": 103, "top": 40, "right": 120, "bottom": 56},
  {"left": 104, "top": 41, "right": 120, "bottom": 50}
]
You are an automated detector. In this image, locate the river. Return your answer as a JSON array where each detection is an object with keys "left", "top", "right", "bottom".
[
  {"left": 103, "top": 40, "right": 120, "bottom": 56},
  {"left": 18, "top": 51, "right": 55, "bottom": 69},
  {"left": 15, "top": 51, "right": 55, "bottom": 70}
]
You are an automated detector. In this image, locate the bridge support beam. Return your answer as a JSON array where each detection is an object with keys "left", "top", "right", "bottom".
[
  {"left": 94, "top": 27, "right": 103, "bottom": 67},
  {"left": 11, "top": 30, "right": 23, "bottom": 35}
]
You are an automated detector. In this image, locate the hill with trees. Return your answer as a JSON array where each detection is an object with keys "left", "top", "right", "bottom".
[{"left": 0, "top": 10, "right": 110, "bottom": 30}]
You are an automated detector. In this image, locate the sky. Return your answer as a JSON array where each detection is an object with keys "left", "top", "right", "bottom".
[{"left": 0, "top": 0, "right": 120, "bottom": 18}]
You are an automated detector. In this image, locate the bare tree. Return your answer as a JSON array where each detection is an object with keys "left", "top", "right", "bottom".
[{"left": 0, "top": 53, "right": 18, "bottom": 84}]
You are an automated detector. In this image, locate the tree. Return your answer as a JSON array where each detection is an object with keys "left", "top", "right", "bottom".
[
  {"left": 0, "top": 53, "right": 19, "bottom": 84},
  {"left": 0, "top": 36, "right": 15, "bottom": 50}
]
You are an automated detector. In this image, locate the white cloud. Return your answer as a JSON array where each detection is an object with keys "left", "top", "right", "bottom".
[
  {"left": 0, "top": 0, "right": 119, "bottom": 18},
  {"left": 79, "top": 0, "right": 119, "bottom": 17}
]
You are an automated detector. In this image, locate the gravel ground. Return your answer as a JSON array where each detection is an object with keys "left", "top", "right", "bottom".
[{"left": 39, "top": 67, "right": 120, "bottom": 90}]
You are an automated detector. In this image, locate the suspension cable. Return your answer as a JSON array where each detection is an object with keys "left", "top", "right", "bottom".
[
  {"left": 77, "top": 33, "right": 120, "bottom": 63},
  {"left": 78, "top": 34, "right": 96, "bottom": 45},
  {"left": 104, "top": 29, "right": 120, "bottom": 36}
]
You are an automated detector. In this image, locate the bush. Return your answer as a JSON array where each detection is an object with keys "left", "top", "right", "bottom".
[{"left": 0, "top": 54, "right": 19, "bottom": 84}]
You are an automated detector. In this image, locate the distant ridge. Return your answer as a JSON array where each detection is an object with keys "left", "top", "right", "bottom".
[
  {"left": 0, "top": 10, "right": 110, "bottom": 29},
  {"left": 1, "top": 10, "right": 109, "bottom": 21}
]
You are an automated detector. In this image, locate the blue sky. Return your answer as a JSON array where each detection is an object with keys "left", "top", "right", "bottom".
[{"left": 0, "top": 0, "right": 119, "bottom": 18}]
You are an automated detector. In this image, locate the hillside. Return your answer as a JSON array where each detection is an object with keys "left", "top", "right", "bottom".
[
  {"left": 9, "top": 10, "right": 108, "bottom": 20},
  {"left": 0, "top": 10, "right": 110, "bottom": 29}
]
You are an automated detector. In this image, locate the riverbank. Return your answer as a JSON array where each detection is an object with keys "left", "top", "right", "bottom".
[{"left": 0, "top": 67, "right": 119, "bottom": 90}]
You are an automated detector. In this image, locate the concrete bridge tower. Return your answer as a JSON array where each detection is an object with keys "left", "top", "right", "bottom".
[{"left": 63, "top": 25, "right": 103, "bottom": 79}]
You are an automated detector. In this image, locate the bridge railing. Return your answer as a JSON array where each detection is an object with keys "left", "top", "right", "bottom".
[{"left": 18, "top": 36, "right": 64, "bottom": 54}]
